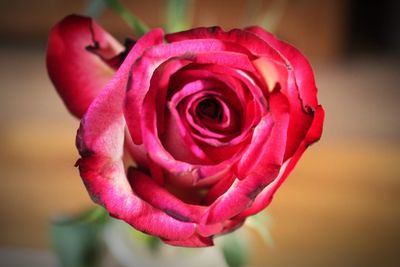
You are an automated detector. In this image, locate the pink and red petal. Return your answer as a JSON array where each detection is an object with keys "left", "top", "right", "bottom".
[
  {"left": 203, "top": 92, "right": 290, "bottom": 224},
  {"left": 76, "top": 29, "right": 197, "bottom": 241},
  {"left": 245, "top": 26, "right": 318, "bottom": 108},
  {"left": 246, "top": 26, "right": 320, "bottom": 159},
  {"left": 125, "top": 38, "right": 259, "bottom": 145},
  {"left": 235, "top": 105, "right": 324, "bottom": 219},
  {"left": 128, "top": 169, "right": 205, "bottom": 223},
  {"left": 162, "top": 234, "right": 214, "bottom": 247},
  {"left": 165, "top": 27, "right": 284, "bottom": 64},
  {"left": 46, "top": 14, "right": 123, "bottom": 118}
]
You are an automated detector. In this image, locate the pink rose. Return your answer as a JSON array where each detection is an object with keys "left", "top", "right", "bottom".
[{"left": 47, "top": 15, "right": 324, "bottom": 247}]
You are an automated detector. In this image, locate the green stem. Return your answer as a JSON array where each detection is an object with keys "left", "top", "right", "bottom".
[{"left": 166, "top": 0, "right": 194, "bottom": 33}]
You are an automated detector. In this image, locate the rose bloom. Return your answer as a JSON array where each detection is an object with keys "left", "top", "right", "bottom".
[{"left": 47, "top": 15, "right": 324, "bottom": 247}]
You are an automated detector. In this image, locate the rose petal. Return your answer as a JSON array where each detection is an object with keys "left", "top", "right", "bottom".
[
  {"left": 190, "top": 51, "right": 255, "bottom": 71},
  {"left": 125, "top": 38, "right": 262, "bottom": 145},
  {"left": 76, "top": 29, "right": 195, "bottom": 240},
  {"left": 246, "top": 26, "right": 320, "bottom": 159},
  {"left": 164, "top": 107, "right": 213, "bottom": 164},
  {"left": 129, "top": 169, "right": 206, "bottom": 222},
  {"left": 133, "top": 40, "right": 263, "bottom": 186},
  {"left": 171, "top": 66, "right": 262, "bottom": 147},
  {"left": 167, "top": 80, "right": 220, "bottom": 163},
  {"left": 237, "top": 92, "right": 289, "bottom": 177},
  {"left": 165, "top": 27, "right": 285, "bottom": 64},
  {"left": 124, "top": 130, "right": 149, "bottom": 168},
  {"left": 235, "top": 105, "right": 324, "bottom": 219},
  {"left": 220, "top": 218, "right": 245, "bottom": 235},
  {"left": 46, "top": 15, "right": 123, "bottom": 118},
  {"left": 78, "top": 157, "right": 195, "bottom": 240},
  {"left": 245, "top": 26, "right": 318, "bottom": 107},
  {"left": 162, "top": 234, "right": 213, "bottom": 247},
  {"left": 203, "top": 172, "right": 236, "bottom": 205},
  {"left": 204, "top": 93, "right": 290, "bottom": 224}
]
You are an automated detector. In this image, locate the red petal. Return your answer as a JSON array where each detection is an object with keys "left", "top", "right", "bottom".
[
  {"left": 165, "top": 27, "right": 284, "bottom": 64},
  {"left": 77, "top": 157, "right": 195, "bottom": 240},
  {"left": 245, "top": 26, "right": 318, "bottom": 107},
  {"left": 236, "top": 105, "right": 324, "bottom": 219},
  {"left": 237, "top": 92, "right": 289, "bottom": 177},
  {"left": 203, "top": 173, "right": 235, "bottom": 205},
  {"left": 125, "top": 38, "right": 253, "bottom": 145},
  {"left": 128, "top": 169, "right": 205, "bottom": 223},
  {"left": 162, "top": 234, "right": 214, "bottom": 247},
  {"left": 220, "top": 218, "right": 245, "bottom": 235},
  {"left": 46, "top": 15, "right": 123, "bottom": 118},
  {"left": 246, "top": 26, "right": 320, "bottom": 159},
  {"left": 197, "top": 222, "right": 224, "bottom": 237},
  {"left": 191, "top": 51, "right": 255, "bottom": 71},
  {"left": 204, "top": 93, "right": 290, "bottom": 224},
  {"left": 76, "top": 29, "right": 195, "bottom": 240}
]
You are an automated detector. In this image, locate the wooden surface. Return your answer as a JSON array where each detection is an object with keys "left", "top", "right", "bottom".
[{"left": 0, "top": 47, "right": 399, "bottom": 267}]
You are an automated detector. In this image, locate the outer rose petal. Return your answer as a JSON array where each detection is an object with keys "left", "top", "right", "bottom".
[
  {"left": 235, "top": 105, "right": 324, "bottom": 219},
  {"left": 162, "top": 234, "right": 213, "bottom": 247},
  {"left": 128, "top": 169, "right": 205, "bottom": 223},
  {"left": 245, "top": 26, "right": 318, "bottom": 107},
  {"left": 46, "top": 14, "right": 123, "bottom": 118},
  {"left": 76, "top": 29, "right": 198, "bottom": 242},
  {"left": 246, "top": 26, "right": 319, "bottom": 159},
  {"left": 165, "top": 26, "right": 285, "bottom": 65}
]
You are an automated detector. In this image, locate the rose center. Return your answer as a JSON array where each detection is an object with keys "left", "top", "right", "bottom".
[{"left": 197, "top": 98, "right": 223, "bottom": 122}]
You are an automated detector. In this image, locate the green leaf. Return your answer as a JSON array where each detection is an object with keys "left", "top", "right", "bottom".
[
  {"left": 166, "top": 0, "right": 194, "bottom": 32},
  {"left": 103, "top": 0, "right": 149, "bottom": 37},
  {"left": 50, "top": 206, "right": 109, "bottom": 267},
  {"left": 221, "top": 232, "right": 248, "bottom": 267}
]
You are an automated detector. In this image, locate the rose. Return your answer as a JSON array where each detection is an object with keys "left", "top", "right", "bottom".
[{"left": 47, "top": 15, "right": 324, "bottom": 247}]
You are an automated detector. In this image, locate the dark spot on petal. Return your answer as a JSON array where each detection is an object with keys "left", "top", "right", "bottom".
[
  {"left": 118, "top": 38, "right": 136, "bottom": 60},
  {"left": 163, "top": 209, "right": 191, "bottom": 222},
  {"left": 74, "top": 158, "right": 81, "bottom": 167},
  {"left": 79, "top": 149, "right": 94, "bottom": 158},
  {"left": 106, "top": 38, "right": 137, "bottom": 69},
  {"left": 89, "top": 192, "right": 102, "bottom": 205},
  {"left": 247, "top": 184, "right": 266, "bottom": 200},
  {"left": 75, "top": 121, "right": 95, "bottom": 158},
  {"left": 304, "top": 104, "right": 315, "bottom": 115},
  {"left": 207, "top": 26, "right": 220, "bottom": 34},
  {"left": 126, "top": 72, "right": 132, "bottom": 92},
  {"left": 85, "top": 24, "right": 136, "bottom": 69},
  {"left": 89, "top": 21, "right": 98, "bottom": 46},
  {"left": 182, "top": 51, "right": 196, "bottom": 60},
  {"left": 85, "top": 42, "right": 99, "bottom": 53},
  {"left": 197, "top": 98, "right": 223, "bottom": 121},
  {"left": 272, "top": 82, "right": 281, "bottom": 93},
  {"left": 85, "top": 21, "right": 100, "bottom": 52}
]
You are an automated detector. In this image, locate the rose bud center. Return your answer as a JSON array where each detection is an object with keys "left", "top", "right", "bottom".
[{"left": 197, "top": 97, "right": 223, "bottom": 122}]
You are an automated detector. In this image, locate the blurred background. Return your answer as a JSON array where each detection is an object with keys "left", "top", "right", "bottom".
[{"left": 0, "top": 0, "right": 399, "bottom": 266}]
